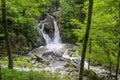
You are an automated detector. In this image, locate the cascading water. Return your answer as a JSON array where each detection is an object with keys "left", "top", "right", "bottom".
[
  {"left": 39, "top": 14, "right": 64, "bottom": 51},
  {"left": 38, "top": 18, "right": 52, "bottom": 44},
  {"left": 41, "top": 23, "right": 52, "bottom": 44},
  {"left": 52, "top": 16, "right": 62, "bottom": 44}
]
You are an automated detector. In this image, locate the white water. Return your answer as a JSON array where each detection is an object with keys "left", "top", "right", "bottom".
[
  {"left": 41, "top": 23, "right": 52, "bottom": 44},
  {"left": 52, "top": 16, "right": 62, "bottom": 44},
  {"left": 39, "top": 15, "right": 64, "bottom": 51},
  {"left": 39, "top": 20, "right": 52, "bottom": 44}
]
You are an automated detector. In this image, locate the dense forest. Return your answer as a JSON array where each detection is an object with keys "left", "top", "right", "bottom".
[{"left": 0, "top": 0, "right": 120, "bottom": 80}]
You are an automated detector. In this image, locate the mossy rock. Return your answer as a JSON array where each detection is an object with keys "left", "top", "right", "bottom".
[
  {"left": 84, "top": 69, "right": 100, "bottom": 80},
  {"left": 65, "top": 61, "right": 74, "bottom": 68}
]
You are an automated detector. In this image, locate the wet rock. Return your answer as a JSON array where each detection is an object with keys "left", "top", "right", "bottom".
[
  {"left": 66, "top": 68, "right": 79, "bottom": 79},
  {"left": 29, "top": 54, "right": 49, "bottom": 65},
  {"left": 72, "top": 59, "right": 80, "bottom": 65},
  {"left": 38, "top": 13, "right": 47, "bottom": 22},
  {"left": 44, "top": 14, "right": 54, "bottom": 38},
  {"left": 42, "top": 51, "right": 54, "bottom": 57},
  {"left": 97, "top": 72, "right": 108, "bottom": 80},
  {"left": 42, "top": 51, "right": 54, "bottom": 60},
  {"left": 59, "top": 57, "right": 69, "bottom": 62},
  {"left": 63, "top": 44, "right": 74, "bottom": 51},
  {"left": 72, "top": 59, "right": 80, "bottom": 68},
  {"left": 34, "top": 55, "right": 44, "bottom": 63},
  {"left": 50, "top": 61, "right": 67, "bottom": 67},
  {"left": 97, "top": 71, "right": 117, "bottom": 80},
  {"left": 29, "top": 46, "right": 48, "bottom": 56}
]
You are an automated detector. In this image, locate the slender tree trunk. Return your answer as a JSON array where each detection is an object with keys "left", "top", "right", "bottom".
[
  {"left": 55, "top": 0, "right": 59, "bottom": 11},
  {"left": 88, "top": 39, "right": 92, "bottom": 69},
  {"left": 107, "top": 53, "right": 112, "bottom": 80},
  {"left": 79, "top": 0, "right": 93, "bottom": 80},
  {"left": 0, "top": 65, "right": 2, "bottom": 80},
  {"left": 1, "top": 0, "right": 13, "bottom": 69},
  {"left": 115, "top": 40, "right": 120, "bottom": 80},
  {"left": 104, "top": 43, "right": 112, "bottom": 80},
  {"left": 115, "top": 2, "right": 120, "bottom": 80}
]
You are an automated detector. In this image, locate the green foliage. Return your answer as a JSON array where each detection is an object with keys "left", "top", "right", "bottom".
[
  {"left": 14, "top": 56, "right": 33, "bottom": 68},
  {"left": 0, "top": 34, "right": 4, "bottom": 37},
  {"left": 2, "top": 68, "right": 27, "bottom": 80},
  {"left": 87, "top": 0, "right": 119, "bottom": 68},
  {"left": 59, "top": 0, "right": 120, "bottom": 70},
  {"left": 0, "top": 56, "right": 33, "bottom": 68},
  {"left": 1, "top": 68, "right": 71, "bottom": 80},
  {"left": 0, "top": 57, "right": 8, "bottom": 65},
  {"left": 59, "top": 0, "right": 86, "bottom": 43},
  {"left": 0, "top": 0, "right": 52, "bottom": 54}
]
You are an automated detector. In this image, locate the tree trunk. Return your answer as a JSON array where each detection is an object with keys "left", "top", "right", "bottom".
[
  {"left": 0, "top": 65, "right": 2, "bottom": 80},
  {"left": 88, "top": 39, "right": 92, "bottom": 69},
  {"left": 55, "top": 0, "right": 59, "bottom": 11},
  {"left": 107, "top": 53, "right": 112, "bottom": 80},
  {"left": 1, "top": 0, "right": 13, "bottom": 69},
  {"left": 79, "top": 0, "right": 93, "bottom": 80},
  {"left": 115, "top": 2, "right": 120, "bottom": 80},
  {"left": 115, "top": 40, "right": 120, "bottom": 80}
]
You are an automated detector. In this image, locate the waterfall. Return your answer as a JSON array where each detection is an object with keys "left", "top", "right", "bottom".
[
  {"left": 41, "top": 23, "right": 52, "bottom": 44},
  {"left": 39, "top": 14, "right": 64, "bottom": 50},
  {"left": 52, "top": 16, "right": 62, "bottom": 44}
]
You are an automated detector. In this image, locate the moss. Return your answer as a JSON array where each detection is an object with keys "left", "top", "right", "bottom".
[
  {"left": 84, "top": 70, "right": 100, "bottom": 80},
  {"left": 65, "top": 61, "right": 74, "bottom": 68},
  {"left": 0, "top": 56, "right": 34, "bottom": 68}
]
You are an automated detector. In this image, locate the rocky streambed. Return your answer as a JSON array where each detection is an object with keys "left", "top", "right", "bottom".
[
  {"left": 28, "top": 43, "right": 78, "bottom": 74},
  {"left": 26, "top": 43, "right": 120, "bottom": 80}
]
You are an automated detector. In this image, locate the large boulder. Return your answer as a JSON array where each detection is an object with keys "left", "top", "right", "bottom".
[{"left": 44, "top": 14, "right": 54, "bottom": 39}]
